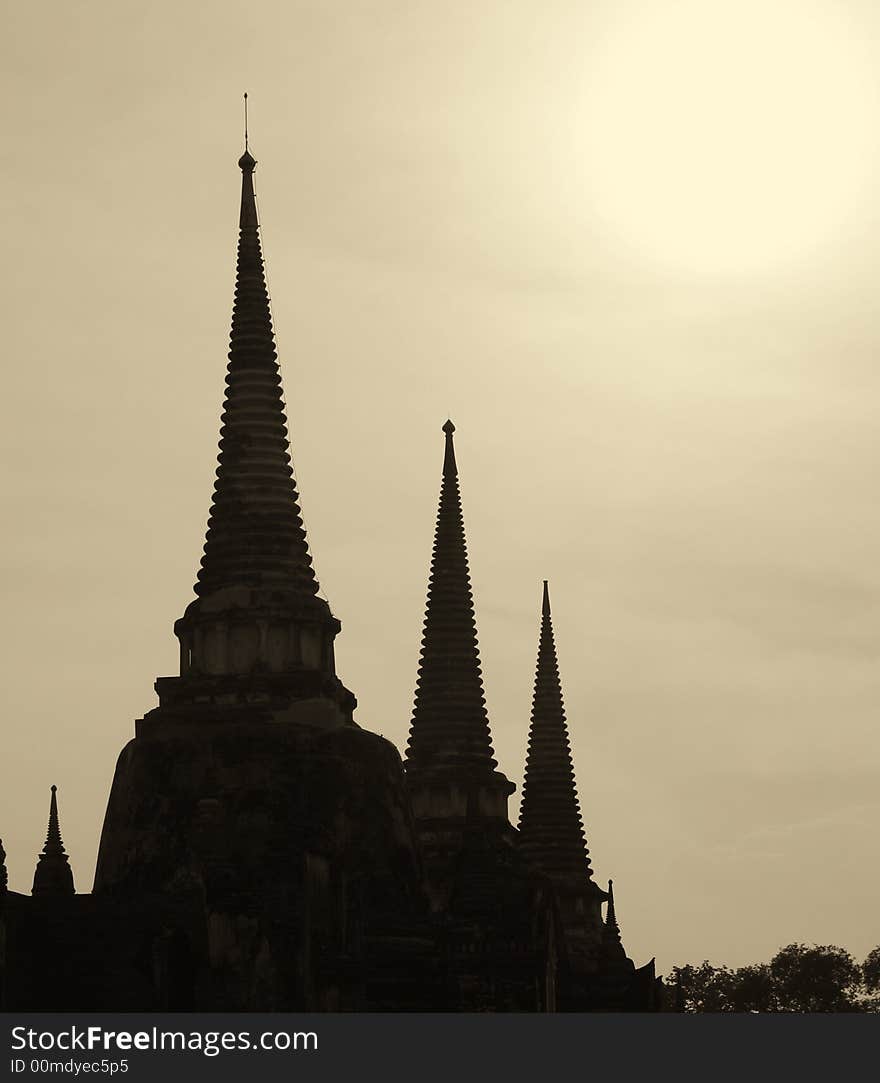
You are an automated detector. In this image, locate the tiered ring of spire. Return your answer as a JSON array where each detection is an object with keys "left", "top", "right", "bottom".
[{"left": 195, "top": 149, "right": 317, "bottom": 600}]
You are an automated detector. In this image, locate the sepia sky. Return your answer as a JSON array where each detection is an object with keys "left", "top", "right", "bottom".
[{"left": 2, "top": 0, "right": 880, "bottom": 974}]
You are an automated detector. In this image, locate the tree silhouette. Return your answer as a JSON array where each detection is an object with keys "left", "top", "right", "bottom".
[
  {"left": 863, "top": 946, "right": 880, "bottom": 1012},
  {"left": 670, "top": 962, "right": 737, "bottom": 1012},
  {"left": 864, "top": 946, "right": 880, "bottom": 993},
  {"left": 727, "top": 963, "right": 774, "bottom": 1012},
  {"left": 768, "top": 944, "right": 862, "bottom": 1012},
  {"left": 669, "top": 943, "right": 877, "bottom": 1012}
]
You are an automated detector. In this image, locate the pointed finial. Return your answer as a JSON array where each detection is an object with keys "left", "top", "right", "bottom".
[
  {"left": 0, "top": 836, "right": 7, "bottom": 895},
  {"left": 542, "top": 579, "right": 551, "bottom": 617},
  {"left": 442, "top": 419, "right": 457, "bottom": 478},
  {"left": 238, "top": 93, "right": 256, "bottom": 173}
]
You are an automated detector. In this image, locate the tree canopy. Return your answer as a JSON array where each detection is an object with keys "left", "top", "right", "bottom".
[{"left": 668, "top": 943, "right": 879, "bottom": 1012}]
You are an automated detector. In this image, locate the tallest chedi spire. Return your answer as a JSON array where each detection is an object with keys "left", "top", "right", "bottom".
[
  {"left": 194, "top": 147, "right": 316, "bottom": 601},
  {"left": 93, "top": 138, "right": 422, "bottom": 1010},
  {"left": 150, "top": 141, "right": 354, "bottom": 727}
]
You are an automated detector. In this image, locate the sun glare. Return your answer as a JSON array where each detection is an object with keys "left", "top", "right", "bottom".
[{"left": 579, "top": 0, "right": 880, "bottom": 274}]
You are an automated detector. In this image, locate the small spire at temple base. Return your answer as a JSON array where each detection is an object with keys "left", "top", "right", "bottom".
[
  {"left": 32, "top": 785, "right": 75, "bottom": 898},
  {"left": 602, "top": 878, "right": 630, "bottom": 965}
]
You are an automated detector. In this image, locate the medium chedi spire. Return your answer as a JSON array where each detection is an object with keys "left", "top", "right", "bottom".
[
  {"left": 405, "top": 421, "right": 500, "bottom": 776},
  {"left": 32, "top": 786, "right": 75, "bottom": 897},
  {"left": 518, "top": 581, "right": 593, "bottom": 883},
  {"left": 195, "top": 142, "right": 317, "bottom": 600}
]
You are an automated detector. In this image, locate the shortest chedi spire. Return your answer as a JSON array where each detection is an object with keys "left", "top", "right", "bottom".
[
  {"left": 518, "top": 580, "right": 594, "bottom": 883},
  {"left": 32, "top": 785, "right": 75, "bottom": 897}
]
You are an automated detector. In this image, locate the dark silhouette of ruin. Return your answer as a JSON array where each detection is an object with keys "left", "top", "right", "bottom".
[{"left": 0, "top": 144, "right": 662, "bottom": 1012}]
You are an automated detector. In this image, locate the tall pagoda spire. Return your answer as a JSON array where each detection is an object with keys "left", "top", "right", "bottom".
[
  {"left": 518, "top": 581, "right": 593, "bottom": 883},
  {"left": 32, "top": 786, "right": 75, "bottom": 897},
  {"left": 405, "top": 421, "right": 503, "bottom": 778},
  {"left": 158, "top": 135, "right": 350, "bottom": 708},
  {"left": 194, "top": 143, "right": 318, "bottom": 600}
]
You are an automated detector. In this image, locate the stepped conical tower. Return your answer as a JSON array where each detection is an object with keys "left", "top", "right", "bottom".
[
  {"left": 404, "top": 421, "right": 515, "bottom": 909},
  {"left": 406, "top": 421, "right": 506, "bottom": 778},
  {"left": 518, "top": 582, "right": 606, "bottom": 968},
  {"left": 143, "top": 144, "right": 354, "bottom": 729},
  {"left": 193, "top": 147, "right": 318, "bottom": 604}
]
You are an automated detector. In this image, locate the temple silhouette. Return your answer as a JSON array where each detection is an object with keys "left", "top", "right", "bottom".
[{"left": 0, "top": 142, "right": 662, "bottom": 1012}]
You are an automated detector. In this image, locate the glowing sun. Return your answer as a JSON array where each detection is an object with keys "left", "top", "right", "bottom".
[{"left": 579, "top": 0, "right": 880, "bottom": 274}]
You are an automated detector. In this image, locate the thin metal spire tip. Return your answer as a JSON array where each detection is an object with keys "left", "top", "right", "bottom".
[{"left": 244, "top": 92, "right": 249, "bottom": 152}]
